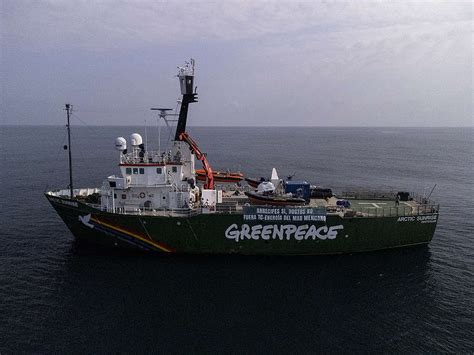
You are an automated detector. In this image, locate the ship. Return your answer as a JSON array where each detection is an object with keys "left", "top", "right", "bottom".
[{"left": 45, "top": 59, "right": 439, "bottom": 255}]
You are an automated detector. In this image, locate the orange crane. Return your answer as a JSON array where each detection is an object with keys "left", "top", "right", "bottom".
[{"left": 179, "top": 132, "right": 214, "bottom": 189}]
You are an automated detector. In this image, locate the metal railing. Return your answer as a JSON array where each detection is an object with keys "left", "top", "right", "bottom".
[
  {"left": 339, "top": 190, "right": 437, "bottom": 204},
  {"left": 96, "top": 200, "right": 245, "bottom": 217},
  {"left": 91, "top": 202, "right": 439, "bottom": 219},
  {"left": 48, "top": 188, "right": 101, "bottom": 197},
  {"left": 105, "top": 206, "right": 201, "bottom": 217},
  {"left": 91, "top": 197, "right": 439, "bottom": 218},
  {"left": 330, "top": 204, "right": 439, "bottom": 218},
  {"left": 340, "top": 190, "right": 402, "bottom": 200},
  {"left": 52, "top": 188, "right": 439, "bottom": 220},
  {"left": 120, "top": 150, "right": 182, "bottom": 165}
]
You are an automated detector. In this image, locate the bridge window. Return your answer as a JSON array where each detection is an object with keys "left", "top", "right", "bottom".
[
  {"left": 133, "top": 168, "right": 138, "bottom": 174},
  {"left": 172, "top": 166, "right": 177, "bottom": 173},
  {"left": 139, "top": 168, "right": 145, "bottom": 174},
  {"left": 125, "top": 168, "right": 132, "bottom": 175},
  {"left": 156, "top": 167, "right": 162, "bottom": 174}
]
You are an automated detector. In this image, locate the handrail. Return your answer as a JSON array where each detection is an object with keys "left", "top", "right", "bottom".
[
  {"left": 339, "top": 190, "right": 437, "bottom": 205},
  {"left": 340, "top": 191, "right": 398, "bottom": 200},
  {"left": 47, "top": 188, "right": 100, "bottom": 197},
  {"left": 49, "top": 189, "right": 439, "bottom": 219},
  {"left": 92, "top": 201, "right": 438, "bottom": 219},
  {"left": 120, "top": 150, "right": 186, "bottom": 165},
  {"left": 344, "top": 204, "right": 439, "bottom": 218}
]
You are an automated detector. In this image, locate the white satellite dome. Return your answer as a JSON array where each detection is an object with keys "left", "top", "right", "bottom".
[
  {"left": 130, "top": 133, "right": 143, "bottom": 146},
  {"left": 115, "top": 137, "right": 127, "bottom": 151}
]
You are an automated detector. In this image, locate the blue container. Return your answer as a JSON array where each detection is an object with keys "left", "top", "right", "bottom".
[
  {"left": 284, "top": 181, "right": 311, "bottom": 201},
  {"left": 336, "top": 200, "right": 351, "bottom": 208}
]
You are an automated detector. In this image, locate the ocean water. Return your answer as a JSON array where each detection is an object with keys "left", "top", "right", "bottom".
[{"left": 1, "top": 126, "right": 473, "bottom": 353}]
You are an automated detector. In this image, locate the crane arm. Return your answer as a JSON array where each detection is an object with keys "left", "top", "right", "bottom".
[{"left": 178, "top": 132, "right": 214, "bottom": 189}]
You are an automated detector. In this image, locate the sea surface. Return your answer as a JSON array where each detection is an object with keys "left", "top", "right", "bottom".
[{"left": 1, "top": 126, "right": 473, "bottom": 353}]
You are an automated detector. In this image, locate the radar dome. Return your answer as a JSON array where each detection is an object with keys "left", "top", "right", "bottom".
[
  {"left": 115, "top": 137, "right": 127, "bottom": 151},
  {"left": 130, "top": 133, "right": 143, "bottom": 146}
]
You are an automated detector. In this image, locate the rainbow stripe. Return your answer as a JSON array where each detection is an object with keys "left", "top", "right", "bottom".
[{"left": 90, "top": 216, "right": 174, "bottom": 253}]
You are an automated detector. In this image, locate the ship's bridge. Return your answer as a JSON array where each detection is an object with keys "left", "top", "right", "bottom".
[
  {"left": 119, "top": 149, "right": 185, "bottom": 184},
  {"left": 107, "top": 147, "right": 195, "bottom": 189},
  {"left": 110, "top": 133, "right": 196, "bottom": 188},
  {"left": 101, "top": 133, "right": 199, "bottom": 213}
]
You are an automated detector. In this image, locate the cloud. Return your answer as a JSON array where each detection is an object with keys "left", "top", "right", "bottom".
[
  {"left": 1, "top": 0, "right": 472, "bottom": 126},
  {"left": 2, "top": 0, "right": 471, "bottom": 50}
]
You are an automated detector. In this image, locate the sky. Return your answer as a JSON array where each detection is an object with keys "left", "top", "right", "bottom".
[{"left": 1, "top": 0, "right": 472, "bottom": 127}]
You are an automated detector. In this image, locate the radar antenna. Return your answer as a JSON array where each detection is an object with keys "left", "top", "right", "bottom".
[{"left": 150, "top": 107, "right": 178, "bottom": 128}]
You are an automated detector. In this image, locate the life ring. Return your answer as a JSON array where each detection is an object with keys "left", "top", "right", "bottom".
[{"left": 139, "top": 192, "right": 146, "bottom": 198}]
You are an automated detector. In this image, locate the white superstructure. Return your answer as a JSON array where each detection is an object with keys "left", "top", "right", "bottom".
[
  {"left": 101, "top": 134, "right": 208, "bottom": 213},
  {"left": 96, "top": 59, "right": 224, "bottom": 214}
]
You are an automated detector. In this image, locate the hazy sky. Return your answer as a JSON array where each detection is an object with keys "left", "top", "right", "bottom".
[{"left": 1, "top": 1, "right": 472, "bottom": 126}]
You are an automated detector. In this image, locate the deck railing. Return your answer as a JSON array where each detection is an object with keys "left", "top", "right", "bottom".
[
  {"left": 50, "top": 189, "right": 438, "bottom": 219},
  {"left": 48, "top": 188, "right": 100, "bottom": 197},
  {"left": 338, "top": 204, "right": 439, "bottom": 218},
  {"left": 340, "top": 190, "right": 436, "bottom": 204},
  {"left": 107, "top": 206, "right": 201, "bottom": 217},
  {"left": 340, "top": 190, "right": 397, "bottom": 200},
  {"left": 118, "top": 204, "right": 244, "bottom": 217},
  {"left": 94, "top": 201, "right": 438, "bottom": 219}
]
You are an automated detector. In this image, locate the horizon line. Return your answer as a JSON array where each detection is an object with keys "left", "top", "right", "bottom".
[{"left": 1, "top": 124, "right": 473, "bottom": 128}]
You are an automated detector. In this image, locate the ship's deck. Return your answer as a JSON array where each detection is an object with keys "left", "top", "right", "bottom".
[
  {"left": 47, "top": 188, "right": 438, "bottom": 218},
  {"left": 220, "top": 191, "right": 438, "bottom": 218}
]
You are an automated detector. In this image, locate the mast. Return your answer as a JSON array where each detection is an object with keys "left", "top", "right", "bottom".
[
  {"left": 65, "top": 104, "right": 74, "bottom": 199},
  {"left": 174, "top": 59, "right": 198, "bottom": 140}
]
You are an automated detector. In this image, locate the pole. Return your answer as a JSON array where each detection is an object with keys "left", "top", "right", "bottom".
[
  {"left": 426, "top": 184, "right": 437, "bottom": 201},
  {"left": 65, "top": 104, "right": 74, "bottom": 199},
  {"left": 158, "top": 118, "right": 161, "bottom": 154}
]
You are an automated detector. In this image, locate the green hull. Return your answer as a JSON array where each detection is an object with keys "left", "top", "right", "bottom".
[{"left": 46, "top": 194, "right": 438, "bottom": 255}]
